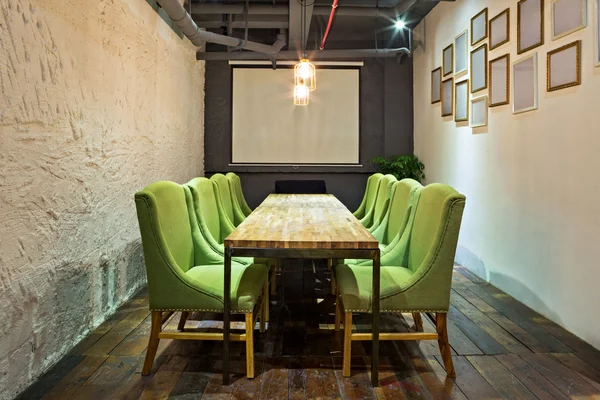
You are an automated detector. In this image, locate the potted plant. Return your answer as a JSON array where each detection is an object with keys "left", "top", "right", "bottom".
[{"left": 370, "top": 155, "right": 425, "bottom": 182}]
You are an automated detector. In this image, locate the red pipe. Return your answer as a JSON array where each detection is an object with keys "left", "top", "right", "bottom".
[{"left": 319, "top": 0, "right": 339, "bottom": 50}]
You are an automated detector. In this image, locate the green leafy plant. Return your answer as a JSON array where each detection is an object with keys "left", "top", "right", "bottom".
[{"left": 370, "top": 155, "right": 425, "bottom": 182}]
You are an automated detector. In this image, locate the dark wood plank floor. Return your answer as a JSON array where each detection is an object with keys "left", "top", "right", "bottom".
[{"left": 18, "top": 261, "right": 600, "bottom": 399}]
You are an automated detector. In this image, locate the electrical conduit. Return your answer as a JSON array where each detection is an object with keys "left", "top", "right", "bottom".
[{"left": 319, "top": 0, "right": 339, "bottom": 50}]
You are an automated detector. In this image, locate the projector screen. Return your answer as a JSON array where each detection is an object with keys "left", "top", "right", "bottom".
[{"left": 231, "top": 67, "right": 360, "bottom": 165}]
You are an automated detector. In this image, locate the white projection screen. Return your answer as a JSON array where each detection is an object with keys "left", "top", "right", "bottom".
[{"left": 232, "top": 67, "right": 360, "bottom": 164}]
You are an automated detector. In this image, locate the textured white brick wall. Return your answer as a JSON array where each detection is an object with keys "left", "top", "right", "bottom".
[{"left": 0, "top": 0, "right": 205, "bottom": 397}]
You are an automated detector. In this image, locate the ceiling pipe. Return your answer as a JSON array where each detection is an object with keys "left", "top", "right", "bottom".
[
  {"left": 191, "top": 4, "right": 399, "bottom": 18},
  {"left": 196, "top": 48, "right": 410, "bottom": 61},
  {"left": 319, "top": 0, "right": 339, "bottom": 50},
  {"left": 155, "top": 0, "right": 285, "bottom": 55}
]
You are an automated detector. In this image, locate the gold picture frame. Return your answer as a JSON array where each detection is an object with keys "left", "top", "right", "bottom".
[
  {"left": 471, "top": 43, "right": 488, "bottom": 93},
  {"left": 518, "top": 0, "right": 545, "bottom": 54},
  {"left": 454, "top": 80, "right": 470, "bottom": 122},
  {"left": 442, "top": 77, "right": 454, "bottom": 117},
  {"left": 471, "top": 8, "right": 489, "bottom": 46},
  {"left": 443, "top": 44, "right": 454, "bottom": 76},
  {"left": 551, "top": 0, "right": 587, "bottom": 41},
  {"left": 455, "top": 30, "right": 469, "bottom": 76},
  {"left": 490, "top": 8, "right": 510, "bottom": 50},
  {"left": 547, "top": 40, "right": 582, "bottom": 91},
  {"left": 431, "top": 67, "right": 442, "bottom": 104},
  {"left": 489, "top": 53, "right": 510, "bottom": 107}
]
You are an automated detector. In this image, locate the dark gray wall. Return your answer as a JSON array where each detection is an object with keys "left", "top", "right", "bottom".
[{"left": 204, "top": 58, "right": 413, "bottom": 210}]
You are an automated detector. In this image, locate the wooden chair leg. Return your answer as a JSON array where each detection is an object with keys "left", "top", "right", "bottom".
[
  {"left": 245, "top": 313, "right": 255, "bottom": 379},
  {"left": 328, "top": 259, "right": 336, "bottom": 294},
  {"left": 260, "top": 282, "right": 267, "bottom": 333},
  {"left": 334, "top": 287, "right": 341, "bottom": 331},
  {"left": 142, "top": 311, "right": 162, "bottom": 376},
  {"left": 178, "top": 311, "right": 189, "bottom": 331},
  {"left": 264, "top": 279, "right": 270, "bottom": 323},
  {"left": 342, "top": 312, "right": 352, "bottom": 377},
  {"left": 412, "top": 312, "right": 423, "bottom": 332},
  {"left": 270, "top": 263, "right": 278, "bottom": 295},
  {"left": 436, "top": 313, "right": 455, "bottom": 378}
]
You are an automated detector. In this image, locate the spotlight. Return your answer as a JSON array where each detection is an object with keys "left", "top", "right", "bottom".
[{"left": 395, "top": 20, "right": 405, "bottom": 29}]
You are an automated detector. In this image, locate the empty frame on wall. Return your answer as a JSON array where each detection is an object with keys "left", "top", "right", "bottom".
[
  {"left": 471, "top": 96, "right": 489, "bottom": 127},
  {"left": 513, "top": 53, "right": 538, "bottom": 114},
  {"left": 489, "top": 54, "right": 510, "bottom": 107},
  {"left": 490, "top": 8, "right": 510, "bottom": 50},
  {"left": 432, "top": 67, "right": 442, "bottom": 103},
  {"left": 471, "top": 8, "right": 488, "bottom": 46},
  {"left": 443, "top": 44, "right": 454, "bottom": 76},
  {"left": 595, "top": 0, "right": 600, "bottom": 66},
  {"left": 552, "top": 0, "right": 587, "bottom": 40},
  {"left": 455, "top": 80, "right": 469, "bottom": 122},
  {"left": 442, "top": 77, "right": 454, "bottom": 117},
  {"left": 518, "top": 0, "right": 545, "bottom": 54},
  {"left": 455, "top": 30, "right": 469, "bottom": 75},
  {"left": 471, "top": 44, "right": 488, "bottom": 93},
  {"left": 547, "top": 40, "right": 582, "bottom": 91}
]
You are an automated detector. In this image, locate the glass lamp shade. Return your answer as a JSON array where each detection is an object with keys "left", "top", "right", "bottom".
[
  {"left": 293, "top": 84, "right": 310, "bottom": 105},
  {"left": 294, "top": 59, "right": 316, "bottom": 91}
]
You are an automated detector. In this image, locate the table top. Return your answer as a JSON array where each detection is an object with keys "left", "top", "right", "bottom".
[{"left": 224, "top": 194, "right": 379, "bottom": 249}]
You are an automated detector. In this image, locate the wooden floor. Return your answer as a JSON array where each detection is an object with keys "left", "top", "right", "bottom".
[{"left": 19, "top": 260, "right": 600, "bottom": 400}]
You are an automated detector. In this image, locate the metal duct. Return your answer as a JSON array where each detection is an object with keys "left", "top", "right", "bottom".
[
  {"left": 196, "top": 48, "right": 410, "bottom": 61},
  {"left": 155, "top": 0, "right": 286, "bottom": 55},
  {"left": 191, "top": 4, "right": 399, "bottom": 18}
]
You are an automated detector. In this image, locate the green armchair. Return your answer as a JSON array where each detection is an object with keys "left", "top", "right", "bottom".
[
  {"left": 334, "top": 183, "right": 466, "bottom": 378},
  {"left": 211, "top": 173, "right": 246, "bottom": 227},
  {"left": 134, "top": 181, "right": 269, "bottom": 379},
  {"left": 344, "top": 179, "right": 422, "bottom": 266},
  {"left": 227, "top": 172, "right": 253, "bottom": 217},
  {"left": 186, "top": 177, "right": 253, "bottom": 265},
  {"left": 353, "top": 173, "right": 383, "bottom": 220}
]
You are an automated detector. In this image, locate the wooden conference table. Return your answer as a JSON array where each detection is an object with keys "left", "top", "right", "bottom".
[{"left": 223, "top": 194, "right": 381, "bottom": 386}]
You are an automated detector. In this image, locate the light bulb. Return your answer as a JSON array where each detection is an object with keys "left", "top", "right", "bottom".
[
  {"left": 395, "top": 20, "right": 405, "bottom": 29},
  {"left": 295, "top": 85, "right": 309, "bottom": 98},
  {"left": 299, "top": 63, "right": 312, "bottom": 79}
]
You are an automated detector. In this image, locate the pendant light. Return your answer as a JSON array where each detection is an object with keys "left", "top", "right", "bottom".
[{"left": 293, "top": 0, "right": 316, "bottom": 105}]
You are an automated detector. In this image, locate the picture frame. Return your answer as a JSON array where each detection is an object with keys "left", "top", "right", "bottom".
[
  {"left": 547, "top": 40, "right": 582, "bottom": 91},
  {"left": 490, "top": 8, "right": 510, "bottom": 50},
  {"left": 489, "top": 54, "right": 510, "bottom": 107},
  {"left": 552, "top": 0, "right": 587, "bottom": 40},
  {"left": 431, "top": 67, "right": 442, "bottom": 103},
  {"left": 443, "top": 44, "right": 454, "bottom": 76},
  {"left": 596, "top": 0, "right": 600, "bottom": 67},
  {"left": 455, "top": 80, "right": 470, "bottom": 122},
  {"left": 471, "top": 96, "right": 489, "bottom": 128},
  {"left": 471, "top": 8, "right": 489, "bottom": 46},
  {"left": 471, "top": 43, "right": 488, "bottom": 93},
  {"left": 513, "top": 53, "right": 538, "bottom": 114},
  {"left": 518, "top": 0, "right": 545, "bottom": 54},
  {"left": 455, "top": 30, "right": 469, "bottom": 75},
  {"left": 442, "top": 77, "right": 454, "bottom": 117}
]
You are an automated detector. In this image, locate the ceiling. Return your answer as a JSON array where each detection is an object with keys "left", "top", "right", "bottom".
[{"left": 189, "top": 0, "right": 446, "bottom": 52}]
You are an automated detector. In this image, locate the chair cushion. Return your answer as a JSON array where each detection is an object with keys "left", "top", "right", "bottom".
[
  {"left": 185, "top": 262, "right": 269, "bottom": 312},
  {"left": 340, "top": 244, "right": 386, "bottom": 265},
  {"left": 335, "top": 264, "right": 414, "bottom": 312}
]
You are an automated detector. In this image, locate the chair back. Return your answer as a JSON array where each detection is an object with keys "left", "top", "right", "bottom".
[
  {"left": 386, "top": 179, "right": 422, "bottom": 242},
  {"left": 135, "top": 182, "right": 195, "bottom": 310},
  {"left": 186, "top": 177, "right": 223, "bottom": 242},
  {"left": 211, "top": 173, "right": 236, "bottom": 223},
  {"left": 274, "top": 180, "right": 327, "bottom": 194},
  {"left": 364, "top": 173, "right": 383, "bottom": 211},
  {"left": 371, "top": 174, "right": 397, "bottom": 227},
  {"left": 407, "top": 183, "right": 466, "bottom": 274},
  {"left": 226, "top": 172, "right": 252, "bottom": 215}
]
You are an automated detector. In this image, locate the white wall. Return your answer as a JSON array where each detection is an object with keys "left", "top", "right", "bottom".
[
  {"left": 414, "top": 0, "right": 600, "bottom": 350},
  {"left": 0, "top": 0, "right": 205, "bottom": 397}
]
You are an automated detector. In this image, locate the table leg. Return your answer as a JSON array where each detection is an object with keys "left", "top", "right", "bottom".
[
  {"left": 371, "top": 249, "right": 380, "bottom": 387},
  {"left": 223, "top": 247, "right": 232, "bottom": 385}
]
